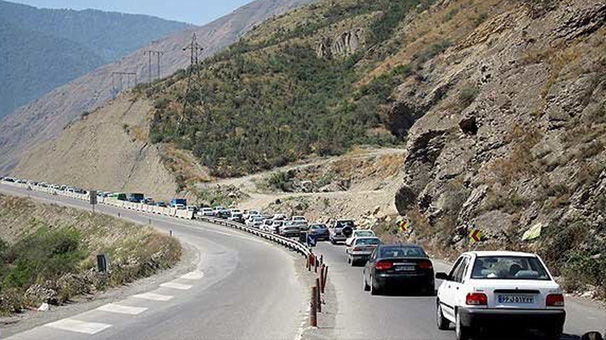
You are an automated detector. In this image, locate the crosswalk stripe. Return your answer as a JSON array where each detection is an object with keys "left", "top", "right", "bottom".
[
  {"left": 96, "top": 303, "right": 148, "bottom": 315},
  {"left": 45, "top": 318, "right": 112, "bottom": 334},
  {"left": 160, "top": 282, "right": 193, "bottom": 290},
  {"left": 180, "top": 271, "right": 204, "bottom": 280},
  {"left": 133, "top": 292, "right": 173, "bottom": 301}
]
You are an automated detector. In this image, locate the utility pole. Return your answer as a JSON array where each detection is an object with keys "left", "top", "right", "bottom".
[
  {"left": 177, "top": 33, "right": 204, "bottom": 134},
  {"left": 111, "top": 72, "right": 137, "bottom": 98},
  {"left": 143, "top": 50, "right": 163, "bottom": 83}
]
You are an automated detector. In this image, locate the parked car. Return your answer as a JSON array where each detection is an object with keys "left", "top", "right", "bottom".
[
  {"left": 345, "top": 229, "right": 376, "bottom": 246},
  {"left": 435, "top": 251, "right": 565, "bottom": 340},
  {"left": 329, "top": 219, "right": 356, "bottom": 244},
  {"left": 346, "top": 236, "right": 381, "bottom": 266},
  {"left": 291, "top": 216, "right": 307, "bottom": 222},
  {"left": 228, "top": 212, "right": 244, "bottom": 223},
  {"left": 143, "top": 198, "right": 155, "bottom": 205},
  {"left": 250, "top": 216, "right": 265, "bottom": 229},
  {"left": 127, "top": 193, "right": 145, "bottom": 203},
  {"left": 363, "top": 244, "right": 434, "bottom": 296},
  {"left": 198, "top": 207, "right": 215, "bottom": 216},
  {"left": 213, "top": 206, "right": 226, "bottom": 214},
  {"left": 243, "top": 210, "right": 259, "bottom": 220},
  {"left": 307, "top": 223, "right": 330, "bottom": 241},
  {"left": 156, "top": 201, "right": 167, "bottom": 207},
  {"left": 216, "top": 209, "right": 231, "bottom": 219},
  {"left": 280, "top": 221, "right": 300, "bottom": 237},
  {"left": 175, "top": 204, "right": 186, "bottom": 210}
]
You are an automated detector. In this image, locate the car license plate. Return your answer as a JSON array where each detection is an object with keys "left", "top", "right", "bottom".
[
  {"left": 394, "top": 265, "right": 415, "bottom": 272},
  {"left": 497, "top": 295, "right": 534, "bottom": 304}
]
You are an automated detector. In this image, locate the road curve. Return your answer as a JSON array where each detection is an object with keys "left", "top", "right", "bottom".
[
  {"left": 0, "top": 185, "right": 307, "bottom": 340},
  {"left": 313, "top": 242, "right": 606, "bottom": 340}
]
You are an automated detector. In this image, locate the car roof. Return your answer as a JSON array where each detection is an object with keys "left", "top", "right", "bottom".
[
  {"left": 466, "top": 251, "right": 538, "bottom": 257},
  {"left": 379, "top": 243, "right": 423, "bottom": 248}
]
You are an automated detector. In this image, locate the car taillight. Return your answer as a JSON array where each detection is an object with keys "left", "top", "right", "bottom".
[
  {"left": 418, "top": 260, "right": 433, "bottom": 269},
  {"left": 375, "top": 260, "right": 393, "bottom": 270},
  {"left": 466, "top": 293, "right": 487, "bottom": 306},
  {"left": 353, "top": 247, "right": 363, "bottom": 252},
  {"left": 546, "top": 294, "right": 564, "bottom": 307}
]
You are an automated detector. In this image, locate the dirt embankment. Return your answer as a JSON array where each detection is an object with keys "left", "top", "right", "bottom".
[
  {"left": 12, "top": 96, "right": 179, "bottom": 202},
  {"left": 0, "top": 193, "right": 181, "bottom": 316}
]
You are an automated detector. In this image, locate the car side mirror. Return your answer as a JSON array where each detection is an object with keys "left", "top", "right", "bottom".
[{"left": 435, "top": 272, "right": 449, "bottom": 281}]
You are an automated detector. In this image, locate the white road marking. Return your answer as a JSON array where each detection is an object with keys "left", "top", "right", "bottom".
[
  {"left": 180, "top": 271, "right": 204, "bottom": 280},
  {"left": 45, "top": 318, "right": 112, "bottom": 334},
  {"left": 96, "top": 303, "right": 148, "bottom": 315},
  {"left": 133, "top": 292, "right": 174, "bottom": 301},
  {"left": 160, "top": 282, "right": 193, "bottom": 290}
]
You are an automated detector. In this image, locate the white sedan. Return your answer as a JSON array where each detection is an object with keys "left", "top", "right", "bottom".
[
  {"left": 435, "top": 251, "right": 565, "bottom": 340},
  {"left": 345, "top": 229, "right": 376, "bottom": 247}
]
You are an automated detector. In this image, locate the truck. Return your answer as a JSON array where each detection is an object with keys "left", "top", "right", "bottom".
[{"left": 170, "top": 198, "right": 187, "bottom": 208}]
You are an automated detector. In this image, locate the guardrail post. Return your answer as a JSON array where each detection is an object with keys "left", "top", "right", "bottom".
[
  {"left": 315, "top": 278, "right": 322, "bottom": 313},
  {"left": 320, "top": 255, "right": 323, "bottom": 265},
  {"left": 322, "top": 265, "right": 328, "bottom": 293},
  {"left": 314, "top": 257, "right": 318, "bottom": 273},
  {"left": 310, "top": 286, "right": 317, "bottom": 327},
  {"left": 320, "top": 264, "right": 325, "bottom": 294}
]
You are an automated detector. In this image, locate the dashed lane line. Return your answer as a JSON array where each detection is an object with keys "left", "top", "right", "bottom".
[
  {"left": 133, "top": 292, "right": 174, "bottom": 301},
  {"left": 180, "top": 271, "right": 205, "bottom": 280},
  {"left": 96, "top": 303, "right": 148, "bottom": 315},
  {"left": 160, "top": 282, "right": 193, "bottom": 290},
  {"left": 45, "top": 319, "right": 112, "bottom": 335}
]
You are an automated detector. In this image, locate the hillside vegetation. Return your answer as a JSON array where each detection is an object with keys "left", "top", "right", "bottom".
[
  {"left": 0, "top": 194, "right": 181, "bottom": 315},
  {"left": 146, "top": 0, "right": 605, "bottom": 297},
  {"left": 0, "top": 0, "right": 188, "bottom": 119},
  {"left": 146, "top": 0, "right": 432, "bottom": 177}
]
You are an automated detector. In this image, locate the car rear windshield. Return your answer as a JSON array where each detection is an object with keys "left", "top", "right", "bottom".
[
  {"left": 356, "top": 231, "right": 374, "bottom": 237},
  {"left": 355, "top": 238, "right": 381, "bottom": 245},
  {"left": 379, "top": 246, "right": 426, "bottom": 258},
  {"left": 311, "top": 224, "right": 327, "bottom": 230},
  {"left": 471, "top": 256, "right": 551, "bottom": 280},
  {"left": 336, "top": 220, "right": 354, "bottom": 228}
]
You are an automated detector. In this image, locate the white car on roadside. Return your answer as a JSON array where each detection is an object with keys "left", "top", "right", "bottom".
[
  {"left": 345, "top": 229, "right": 376, "bottom": 247},
  {"left": 435, "top": 251, "right": 565, "bottom": 340},
  {"left": 198, "top": 207, "right": 214, "bottom": 216}
]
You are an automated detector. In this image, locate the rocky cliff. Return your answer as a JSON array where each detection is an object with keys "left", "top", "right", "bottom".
[{"left": 390, "top": 0, "right": 605, "bottom": 296}]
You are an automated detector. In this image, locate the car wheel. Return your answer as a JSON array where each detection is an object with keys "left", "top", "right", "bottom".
[
  {"left": 370, "top": 276, "right": 381, "bottom": 296},
  {"left": 436, "top": 301, "right": 449, "bottom": 330},
  {"left": 347, "top": 256, "right": 351, "bottom": 264},
  {"left": 455, "top": 310, "right": 473, "bottom": 340},
  {"left": 330, "top": 239, "right": 335, "bottom": 245},
  {"left": 363, "top": 273, "right": 370, "bottom": 291}
]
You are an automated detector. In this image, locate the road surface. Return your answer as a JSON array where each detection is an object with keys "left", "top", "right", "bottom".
[{"left": 0, "top": 185, "right": 307, "bottom": 340}]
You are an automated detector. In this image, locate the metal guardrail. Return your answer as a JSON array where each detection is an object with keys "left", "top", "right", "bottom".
[
  {"left": 0, "top": 180, "right": 311, "bottom": 258},
  {"left": 197, "top": 217, "right": 312, "bottom": 258}
]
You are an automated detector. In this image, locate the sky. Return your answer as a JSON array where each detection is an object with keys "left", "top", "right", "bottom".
[{"left": 9, "top": 0, "right": 256, "bottom": 25}]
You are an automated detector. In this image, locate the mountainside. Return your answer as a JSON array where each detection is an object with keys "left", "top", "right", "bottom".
[
  {"left": 13, "top": 0, "right": 606, "bottom": 297},
  {"left": 0, "top": 0, "right": 189, "bottom": 119},
  {"left": 0, "top": 0, "right": 316, "bottom": 172}
]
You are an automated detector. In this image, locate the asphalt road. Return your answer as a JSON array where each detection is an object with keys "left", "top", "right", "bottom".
[
  {"left": 313, "top": 241, "right": 606, "bottom": 340},
  {"left": 0, "top": 185, "right": 307, "bottom": 340}
]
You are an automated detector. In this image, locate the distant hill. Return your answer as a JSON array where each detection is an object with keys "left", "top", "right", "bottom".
[
  {"left": 0, "top": 0, "right": 316, "bottom": 172},
  {"left": 0, "top": 0, "right": 189, "bottom": 119}
]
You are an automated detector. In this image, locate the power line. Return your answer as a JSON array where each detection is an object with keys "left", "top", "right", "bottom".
[
  {"left": 143, "top": 50, "right": 163, "bottom": 83},
  {"left": 111, "top": 72, "right": 137, "bottom": 99},
  {"left": 177, "top": 33, "right": 204, "bottom": 134}
]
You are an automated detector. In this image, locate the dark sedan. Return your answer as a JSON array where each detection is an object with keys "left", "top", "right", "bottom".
[
  {"left": 363, "top": 244, "right": 434, "bottom": 296},
  {"left": 308, "top": 224, "right": 329, "bottom": 241}
]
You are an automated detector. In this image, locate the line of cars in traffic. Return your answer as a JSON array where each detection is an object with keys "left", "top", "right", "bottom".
[
  {"left": 323, "top": 218, "right": 567, "bottom": 340},
  {"left": 0, "top": 177, "right": 569, "bottom": 339}
]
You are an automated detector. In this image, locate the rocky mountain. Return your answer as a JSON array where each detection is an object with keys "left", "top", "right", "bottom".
[
  {"left": 13, "top": 0, "right": 606, "bottom": 297},
  {"left": 0, "top": 0, "right": 189, "bottom": 119},
  {"left": 0, "top": 0, "right": 316, "bottom": 172}
]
